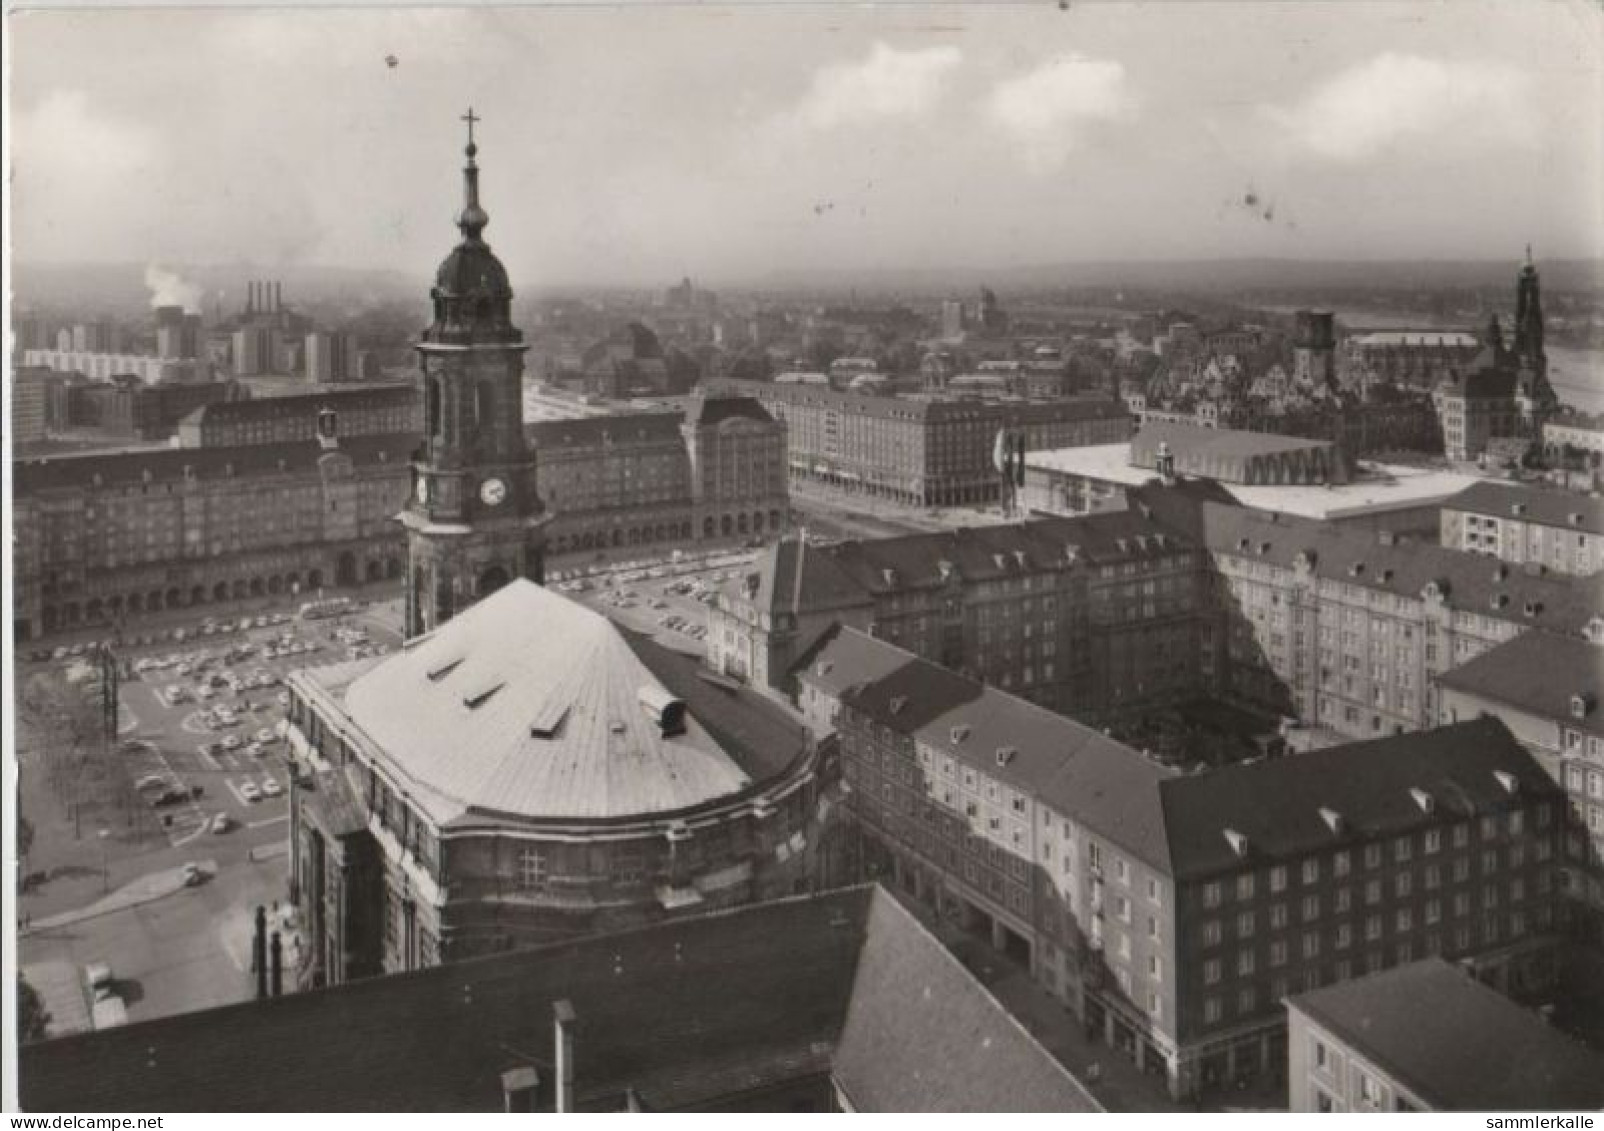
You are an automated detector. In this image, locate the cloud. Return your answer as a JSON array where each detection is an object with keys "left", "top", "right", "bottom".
[
  {"left": 1269, "top": 54, "right": 1536, "bottom": 162},
  {"left": 986, "top": 55, "right": 1136, "bottom": 171},
  {"left": 793, "top": 42, "right": 962, "bottom": 129}
]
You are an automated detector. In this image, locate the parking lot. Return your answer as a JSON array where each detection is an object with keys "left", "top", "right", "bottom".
[
  {"left": 20, "top": 600, "right": 403, "bottom": 858},
  {"left": 547, "top": 549, "right": 757, "bottom": 655}
]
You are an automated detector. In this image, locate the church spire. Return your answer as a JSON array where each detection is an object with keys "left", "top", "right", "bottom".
[{"left": 457, "top": 107, "right": 489, "bottom": 244}]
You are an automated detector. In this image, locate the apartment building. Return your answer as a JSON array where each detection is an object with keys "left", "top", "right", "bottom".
[
  {"left": 1441, "top": 481, "right": 1604, "bottom": 577},
  {"left": 1434, "top": 622, "right": 1604, "bottom": 941},
  {"left": 803, "top": 627, "right": 1569, "bottom": 1099},
  {"left": 712, "top": 509, "right": 1208, "bottom": 720}
]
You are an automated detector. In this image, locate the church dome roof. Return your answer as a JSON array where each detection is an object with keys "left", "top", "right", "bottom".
[{"left": 434, "top": 241, "right": 510, "bottom": 298}]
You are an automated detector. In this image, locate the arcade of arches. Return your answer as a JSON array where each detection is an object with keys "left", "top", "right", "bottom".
[{"left": 31, "top": 550, "right": 404, "bottom": 637}]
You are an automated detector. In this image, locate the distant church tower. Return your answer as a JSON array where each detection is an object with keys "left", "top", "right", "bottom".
[
  {"left": 401, "top": 109, "right": 547, "bottom": 639},
  {"left": 1513, "top": 245, "right": 1547, "bottom": 378},
  {"left": 1511, "top": 246, "right": 1558, "bottom": 434}
]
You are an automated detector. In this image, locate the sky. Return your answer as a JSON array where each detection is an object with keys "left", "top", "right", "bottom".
[{"left": 8, "top": 1, "right": 1604, "bottom": 288}]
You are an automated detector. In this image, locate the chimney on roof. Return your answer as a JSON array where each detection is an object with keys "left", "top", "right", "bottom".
[
  {"left": 501, "top": 1067, "right": 540, "bottom": 1113},
  {"left": 554, "top": 1000, "right": 577, "bottom": 1113}
]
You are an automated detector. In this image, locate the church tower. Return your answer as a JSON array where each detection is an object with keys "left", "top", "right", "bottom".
[
  {"left": 401, "top": 110, "right": 547, "bottom": 639},
  {"left": 1513, "top": 245, "right": 1547, "bottom": 377}
]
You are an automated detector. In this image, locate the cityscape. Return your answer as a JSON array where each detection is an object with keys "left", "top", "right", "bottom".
[{"left": 7, "top": 1, "right": 1604, "bottom": 1115}]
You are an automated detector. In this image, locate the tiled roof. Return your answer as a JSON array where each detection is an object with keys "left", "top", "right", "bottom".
[
  {"left": 833, "top": 890, "right": 1101, "bottom": 1112},
  {"left": 18, "top": 886, "right": 1097, "bottom": 1113},
  {"left": 1198, "top": 502, "right": 1603, "bottom": 633},
  {"left": 337, "top": 580, "right": 805, "bottom": 826},
  {"left": 524, "top": 411, "right": 684, "bottom": 449},
  {"left": 819, "top": 629, "right": 1176, "bottom": 872},
  {"left": 12, "top": 433, "right": 418, "bottom": 494},
  {"left": 795, "top": 625, "right": 914, "bottom": 701},
  {"left": 1434, "top": 631, "right": 1604, "bottom": 739},
  {"left": 1444, "top": 480, "right": 1604, "bottom": 536},
  {"left": 1157, "top": 718, "right": 1561, "bottom": 881},
  {"left": 1289, "top": 958, "right": 1604, "bottom": 1111}
]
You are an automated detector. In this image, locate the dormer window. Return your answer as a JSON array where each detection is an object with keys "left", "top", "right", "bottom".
[
  {"left": 1409, "top": 787, "right": 1435, "bottom": 815},
  {"left": 889, "top": 695, "right": 908, "bottom": 716},
  {"left": 950, "top": 723, "right": 971, "bottom": 744},
  {"left": 1493, "top": 771, "right": 1519, "bottom": 796},
  {"left": 1572, "top": 693, "right": 1596, "bottom": 720},
  {"left": 1223, "top": 828, "right": 1250, "bottom": 857},
  {"left": 1318, "top": 807, "right": 1344, "bottom": 835},
  {"left": 996, "top": 746, "right": 1017, "bottom": 767},
  {"left": 1349, "top": 562, "right": 1365, "bottom": 577}
]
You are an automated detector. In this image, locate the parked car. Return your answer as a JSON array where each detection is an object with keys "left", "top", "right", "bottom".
[
  {"left": 241, "top": 782, "right": 263, "bottom": 803},
  {"left": 211, "top": 813, "right": 233, "bottom": 834},
  {"left": 152, "top": 788, "right": 189, "bottom": 808},
  {"left": 261, "top": 779, "right": 283, "bottom": 799},
  {"left": 181, "top": 862, "right": 205, "bottom": 886}
]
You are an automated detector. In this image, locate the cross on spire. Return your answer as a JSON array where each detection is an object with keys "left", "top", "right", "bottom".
[{"left": 462, "top": 107, "right": 480, "bottom": 148}]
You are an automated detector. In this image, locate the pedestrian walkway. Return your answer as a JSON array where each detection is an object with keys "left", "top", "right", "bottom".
[{"left": 22, "top": 860, "right": 214, "bottom": 935}]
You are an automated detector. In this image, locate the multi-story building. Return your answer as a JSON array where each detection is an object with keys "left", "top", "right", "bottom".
[
  {"left": 712, "top": 379, "right": 1129, "bottom": 507},
  {"left": 1196, "top": 500, "right": 1600, "bottom": 737},
  {"left": 21, "top": 348, "right": 213, "bottom": 385},
  {"left": 805, "top": 628, "right": 1570, "bottom": 1099},
  {"left": 286, "top": 580, "right": 834, "bottom": 984},
  {"left": 1291, "top": 311, "right": 1336, "bottom": 390},
  {"left": 175, "top": 384, "right": 420, "bottom": 448},
  {"left": 528, "top": 393, "right": 788, "bottom": 558},
  {"left": 1433, "top": 623, "right": 1604, "bottom": 940},
  {"left": 154, "top": 306, "right": 202, "bottom": 360},
  {"left": 1543, "top": 413, "right": 1604, "bottom": 462},
  {"left": 49, "top": 376, "right": 243, "bottom": 442},
  {"left": 306, "top": 330, "right": 358, "bottom": 383},
  {"left": 1287, "top": 959, "right": 1604, "bottom": 1112},
  {"left": 11, "top": 366, "right": 56, "bottom": 444},
  {"left": 1343, "top": 330, "right": 1480, "bottom": 392},
  {"left": 10, "top": 430, "right": 412, "bottom": 640},
  {"left": 1440, "top": 481, "right": 1604, "bottom": 577},
  {"left": 710, "top": 509, "right": 1209, "bottom": 721}
]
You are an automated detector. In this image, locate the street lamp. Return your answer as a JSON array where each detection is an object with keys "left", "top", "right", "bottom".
[{"left": 98, "top": 828, "right": 111, "bottom": 893}]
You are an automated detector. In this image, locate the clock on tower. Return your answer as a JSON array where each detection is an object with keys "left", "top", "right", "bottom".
[{"left": 398, "top": 109, "right": 548, "bottom": 639}]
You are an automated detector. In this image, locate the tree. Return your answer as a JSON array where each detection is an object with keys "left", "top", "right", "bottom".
[{"left": 18, "top": 974, "right": 51, "bottom": 1043}]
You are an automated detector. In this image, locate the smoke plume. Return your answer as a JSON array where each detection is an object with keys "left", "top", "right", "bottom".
[{"left": 144, "top": 264, "right": 203, "bottom": 312}]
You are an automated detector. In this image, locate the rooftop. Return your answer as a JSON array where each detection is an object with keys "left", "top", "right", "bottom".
[
  {"left": 13, "top": 432, "right": 417, "bottom": 494},
  {"left": 1199, "top": 501, "right": 1603, "bottom": 634},
  {"left": 325, "top": 580, "right": 807, "bottom": 827},
  {"left": 1158, "top": 718, "right": 1560, "bottom": 881},
  {"left": 1350, "top": 330, "right": 1480, "bottom": 350},
  {"left": 18, "top": 886, "right": 1100, "bottom": 1113},
  {"left": 1024, "top": 442, "right": 1158, "bottom": 487},
  {"left": 810, "top": 629, "right": 1176, "bottom": 872},
  {"left": 1445, "top": 480, "right": 1604, "bottom": 535},
  {"left": 1434, "top": 630, "right": 1604, "bottom": 739},
  {"left": 1224, "top": 463, "right": 1487, "bottom": 521},
  {"left": 1131, "top": 421, "right": 1335, "bottom": 463},
  {"left": 1289, "top": 958, "right": 1604, "bottom": 1111}
]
